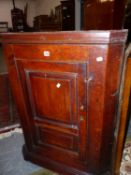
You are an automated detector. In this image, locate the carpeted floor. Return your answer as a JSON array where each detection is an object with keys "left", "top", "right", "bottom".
[
  {"left": 120, "top": 138, "right": 131, "bottom": 175},
  {"left": 0, "top": 129, "right": 57, "bottom": 175}
]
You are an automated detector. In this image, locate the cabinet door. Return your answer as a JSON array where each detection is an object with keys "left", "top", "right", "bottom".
[{"left": 16, "top": 59, "right": 87, "bottom": 168}]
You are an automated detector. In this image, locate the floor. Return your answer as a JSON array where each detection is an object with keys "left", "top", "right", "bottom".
[
  {"left": 0, "top": 131, "right": 41, "bottom": 175},
  {"left": 120, "top": 138, "right": 131, "bottom": 175}
]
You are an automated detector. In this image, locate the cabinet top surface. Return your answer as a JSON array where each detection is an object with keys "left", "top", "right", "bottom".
[{"left": 0, "top": 30, "right": 128, "bottom": 44}]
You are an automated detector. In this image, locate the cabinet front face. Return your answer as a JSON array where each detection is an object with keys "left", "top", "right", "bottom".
[
  {"left": 16, "top": 58, "right": 88, "bottom": 168},
  {"left": 2, "top": 31, "right": 127, "bottom": 175}
]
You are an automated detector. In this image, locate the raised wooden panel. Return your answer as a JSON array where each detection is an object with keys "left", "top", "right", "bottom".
[
  {"left": 13, "top": 44, "right": 89, "bottom": 61},
  {"left": 26, "top": 71, "right": 77, "bottom": 124},
  {"left": 37, "top": 127, "right": 79, "bottom": 151}
]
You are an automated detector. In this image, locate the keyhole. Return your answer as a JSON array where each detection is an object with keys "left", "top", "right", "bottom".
[
  {"left": 80, "top": 105, "right": 84, "bottom": 110},
  {"left": 80, "top": 116, "right": 84, "bottom": 121}
]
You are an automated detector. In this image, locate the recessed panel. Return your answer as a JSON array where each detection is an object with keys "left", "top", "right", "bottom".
[
  {"left": 26, "top": 71, "right": 77, "bottom": 124},
  {"left": 38, "top": 127, "right": 78, "bottom": 151}
]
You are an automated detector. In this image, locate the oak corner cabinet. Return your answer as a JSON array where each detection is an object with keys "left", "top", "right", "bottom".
[{"left": 1, "top": 30, "right": 128, "bottom": 175}]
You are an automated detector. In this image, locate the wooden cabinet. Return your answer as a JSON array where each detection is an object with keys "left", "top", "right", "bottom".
[
  {"left": 33, "top": 15, "right": 61, "bottom": 31},
  {"left": 11, "top": 8, "right": 25, "bottom": 32},
  {"left": 82, "top": 0, "right": 126, "bottom": 30},
  {"left": 1, "top": 31, "right": 127, "bottom": 175},
  {"left": 61, "top": 0, "right": 75, "bottom": 30}
]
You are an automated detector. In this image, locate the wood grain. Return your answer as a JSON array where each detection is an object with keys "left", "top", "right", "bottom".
[{"left": 1, "top": 31, "right": 128, "bottom": 175}]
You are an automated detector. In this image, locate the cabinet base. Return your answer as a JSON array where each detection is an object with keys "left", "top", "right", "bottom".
[
  {"left": 22, "top": 145, "right": 92, "bottom": 175},
  {"left": 22, "top": 145, "right": 111, "bottom": 175}
]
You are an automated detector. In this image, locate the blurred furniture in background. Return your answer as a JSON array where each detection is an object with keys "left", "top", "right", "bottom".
[
  {"left": 0, "top": 73, "right": 20, "bottom": 133},
  {"left": 124, "top": 2, "right": 131, "bottom": 42},
  {"left": 0, "top": 22, "right": 8, "bottom": 33},
  {"left": 11, "top": 0, "right": 32, "bottom": 32},
  {"left": 33, "top": 14, "right": 61, "bottom": 31},
  {"left": 11, "top": 0, "right": 25, "bottom": 32},
  {"left": 55, "top": 5, "right": 62, "bottom": 28},
  {"left": 11, "top": 8, "right": 25, "bottom": 32},
  {"left": 0, "top": 34, "right": 20, "bottom": 133},
  {"left": 83, "top": 0, "right": 114, "bottom": 30},
  {"left": 82, "top": 0, "right": 126, "bottom": 30},
  {"left": 61, "top": 0, "right": 75, "bottom": 30},
  {"left": 33, "top": 0, "right": 75, "bottom": 31}
]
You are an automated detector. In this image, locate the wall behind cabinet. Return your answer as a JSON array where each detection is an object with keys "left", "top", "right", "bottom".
[
  {"left": 35, "top": 0, "right": 61, "bottom": 16},
  {"left": 0, "top": 0, "right": 81, "bottom": 30},
  {"left": 0, "top": 0, "right": 35, "bottom": 27}
]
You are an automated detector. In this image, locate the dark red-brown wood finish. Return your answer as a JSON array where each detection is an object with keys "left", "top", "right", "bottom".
[
  {"left": 1, "top": 31, "right": 127, "bottom": 175},
  {"left": 83, "top": 0, "right": 127, "bottom": 30}
]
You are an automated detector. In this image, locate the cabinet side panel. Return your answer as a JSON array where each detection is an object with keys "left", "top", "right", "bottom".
[
  {"left": 87, "top": 44, "right": 110, "bottom": 173},
  {"left": 87, "top": 43, "right": 125, "bottom": 174},
  {"left": 100, "top": 44, "right": 125, "bottom": 171},
  {"left": 2, "top": 44, "right": 34, "bottom": 150}
]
